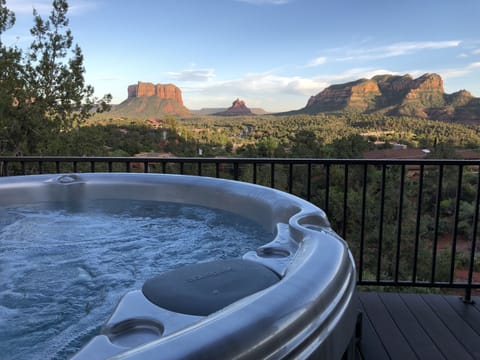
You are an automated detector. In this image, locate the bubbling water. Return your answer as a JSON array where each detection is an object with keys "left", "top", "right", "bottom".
[{"left": 0, "top": 200, "right": 272, "bottom": 359}]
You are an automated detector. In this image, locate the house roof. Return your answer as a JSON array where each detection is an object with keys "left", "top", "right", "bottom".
[
  {"left": 455, "top": 149, "right": 480, "bottom": 160},
  {"left": 363, "top": 147, "right": 480, "bottom": 160},
  {"left": 363, "top": 148, "right": 428, "bottom": 160}
]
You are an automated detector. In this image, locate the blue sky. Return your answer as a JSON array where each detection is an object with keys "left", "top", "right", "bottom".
[{"left": 4, "top": 0, "right": 480, "bottom": 111}]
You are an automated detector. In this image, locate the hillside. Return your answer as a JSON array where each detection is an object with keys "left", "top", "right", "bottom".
[{"left": 289, "top": 73, "right": 480, "bottom": 124}]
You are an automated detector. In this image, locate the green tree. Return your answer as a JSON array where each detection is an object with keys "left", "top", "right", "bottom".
[
  {"left": 0, "top": 0, "right": 26, "bottom": 153},
  {"left": 0, "top": 0, "right": 110, "bottom": 155}
]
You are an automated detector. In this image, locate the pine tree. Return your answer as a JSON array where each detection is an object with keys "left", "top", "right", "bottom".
[{"left": 0, "top": 0, "right": 110, "bottom": 155}]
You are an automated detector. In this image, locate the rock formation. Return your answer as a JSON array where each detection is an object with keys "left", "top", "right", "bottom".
[
  {"left": 298, "top": 73, "right": 480, "bottom": 123},
  {"left": 128, "top": 82, "right": 184, "bottom": 106},
  {"left": 111, "top": 82, "right": 190, "bottom": 118},
  {"left": 306, "top": 79, "right": 381, "bottom": 112},
  {"left": 214, "top": 99, "right": 254, "bottom": 116}
]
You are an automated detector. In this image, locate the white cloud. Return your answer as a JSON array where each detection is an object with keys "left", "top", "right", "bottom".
[
  {"left": 181, "top": 71, "right": 326, "bottom": 111},
  {"left": 383, "top": 41, "right": 461, "bottom": 57},
  {"left": 7, "top": 0, "right": 50, "bottom": 14},
  {"left": 202, "top": 72, "right": 327, "bottom": 97},
  {"left": 214, "top": 69, "right": 390, "bottom": 96},
  {"left": 168, "top": 69, "right": 216, "bottom": 82},
  {"left": 182, "top": 68, "right": 398, "bottom": 111},
  {"left": 335, "top": 40, "right": 461, "bottom": 62},
  {"left": 441, "top": 62, "right": 480, "bottom": 79},
  {"left": 306, "top": 56, "right": 327, "bottom": 67},
  {"left": 8, "top": 0, "right": 97, "bottom": 16},
  {"left": 318, "top": 68, "right": 397, "bottom": 84},
  {"left": 169, "top": 64, "right": 477, "bottom": 111}
]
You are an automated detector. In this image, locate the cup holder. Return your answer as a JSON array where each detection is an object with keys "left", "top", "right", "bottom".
[
  {"left": 103, "top": 318, "right": 164, "bottom": 348},
  {"left": 257, "top": 247, "right": 291, "bottom": 258}
]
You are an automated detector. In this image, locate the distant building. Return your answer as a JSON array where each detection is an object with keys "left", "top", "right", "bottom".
[
  {"left": 392, "top": 143, "right": 407, "bottom": 150},
  {"left": 363, "top": 147, "right": 427, "bottom": 178},
  {"left": 131, "top": 152, "right": 174, "bottom": 172},
  {"left": 363, "top": 146, "right": 480, "bottom": 177},
  {"left": 363, "top": 147, "right": 427, "bottom": 160},
  {"left": 455, "top": 149, "right": 480, "bottom": 160}
]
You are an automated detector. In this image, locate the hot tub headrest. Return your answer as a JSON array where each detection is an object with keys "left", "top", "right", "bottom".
[{"left": 142, "top": 259, "right": 280, "bottom": 316}]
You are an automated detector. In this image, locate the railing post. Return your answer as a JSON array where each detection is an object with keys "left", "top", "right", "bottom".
[
  {"left": 288, "top": 163, "right": 293, "bottom": 194},
  {"left": 412, "top": 164, "right": 424, "bottom": 283},
  {"left": 376, "top": 165, "right": 386, "bottom": 282},
  {"left": 342, "top": 164, "right": 349, "bottom": 240},
  {"left": 1, "top": 161, "right": 7, "bottom": 176},
  {"left": 394, "top": 165, "right": 406, "bottom": 284},
  {"left": 324, "top": 164, "right": 330, "bottom": 214},
  {"left": 358, "top": 163, "right": 368, "bottom": 283},
  {"left": 464, "top": 164, "right": 480, "bottom": 304},
  {"left": 450, "top": 165, "right": 463, "bottom": 284},
  {"left": 270, "top": 162, "right": 275, "bottom": 188},
  {"left": 431, "top": 165, "right": 444, "bottom": 284},
  {"left": 307, "top": 163, "right": 311, "bottom": 201},
  {"left": 233, "top": 163, "right": 239, "bottom": 181}
]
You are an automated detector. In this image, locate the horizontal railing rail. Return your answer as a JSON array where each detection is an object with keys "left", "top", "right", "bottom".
[{"left": 1, "top": 156, "right": 480, "bottom": 301}]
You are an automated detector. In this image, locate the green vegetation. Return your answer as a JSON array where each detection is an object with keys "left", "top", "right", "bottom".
[
  {"left": 75, "top": 112, "right": 480, "bottom": 159},
  {"left": 3, "top": 105, "right": 480, "bottom": 159},
  {"left": 0, "top": 0, "right": 110, "bottom": 155}
]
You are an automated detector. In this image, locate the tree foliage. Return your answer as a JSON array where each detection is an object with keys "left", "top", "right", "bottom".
[{"left": 0, "top": 0, "right": 110, "bottom": 155}]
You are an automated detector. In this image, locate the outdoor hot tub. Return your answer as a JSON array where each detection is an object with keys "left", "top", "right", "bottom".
[{"left": 0, "top": 173, "right": 357, "bottom": 359}]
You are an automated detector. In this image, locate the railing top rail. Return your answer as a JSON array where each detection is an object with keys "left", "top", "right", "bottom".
[{"left": 1, "top": 156, "right": 480, "bottom": 166}]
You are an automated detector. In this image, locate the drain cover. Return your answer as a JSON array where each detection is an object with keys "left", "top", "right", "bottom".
[{"left": 142, "top": 259, "right": 280, "bottom": 316}]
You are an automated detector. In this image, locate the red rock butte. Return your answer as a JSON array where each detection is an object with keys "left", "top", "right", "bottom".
[
  {"left": 214, "top": 98, "right": 254, "bottom": 116},
  {"left": 128, "top": 82, "right": 184, "bottom": 106}
]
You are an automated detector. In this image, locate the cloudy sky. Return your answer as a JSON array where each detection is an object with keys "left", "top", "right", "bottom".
[{"left": 4, "top": 0, "right": 480, "bottom": 111}]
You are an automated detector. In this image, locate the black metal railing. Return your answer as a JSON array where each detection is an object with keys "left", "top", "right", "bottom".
[{"left": 1, "top": 156, "right": 480, "bottom": 301}]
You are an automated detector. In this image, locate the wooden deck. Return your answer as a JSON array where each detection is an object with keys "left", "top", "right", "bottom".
[{"left": 356, "top": 292, "right": 480, "bottom": 360}]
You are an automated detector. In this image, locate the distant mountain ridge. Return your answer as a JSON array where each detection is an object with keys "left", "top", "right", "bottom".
[
  {"left": 107, "top": 76, "right": 479, "bottom": 123},
  {"left": 110, "top": 84, "right": 268, "bottom": 118},
  {"left": 292, "top": 73, "right": 480, "bottom": 123}
]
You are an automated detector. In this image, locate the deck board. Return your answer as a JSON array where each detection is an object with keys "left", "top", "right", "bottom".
[
  {"left": 354, "top": 296, "right": 390, "bottom": 360},
  {"left": 443, "top": 295, "right": 480, "bottom": 335},
  {"left": 356, "top": 292, "right": 480, "bottom": 360},
  {"left": 357, "top": 292, "right": 417, "bottom": 360},
  {"left": 378, "top": 292, "right": 445, "bottom": 359},
  {"left": 423, "top": 294, "right": 480, "bottom": 358}
]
